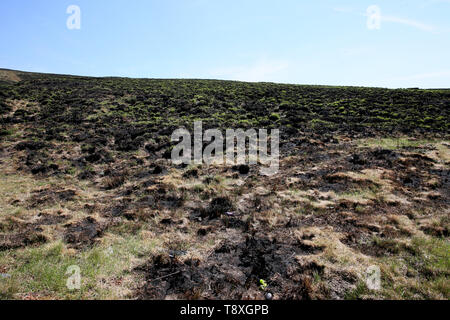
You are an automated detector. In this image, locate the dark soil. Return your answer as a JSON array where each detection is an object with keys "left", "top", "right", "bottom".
[
  {"left": 63, "top": 217, "right": 106, "bottom": 248},
  {"left": 136, "top": 234, "right": 328, "bottom": 300}
]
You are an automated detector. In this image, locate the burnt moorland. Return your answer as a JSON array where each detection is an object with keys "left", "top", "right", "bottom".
[{"left": 0, "top": 69, "right": 448, "bottom": 300}]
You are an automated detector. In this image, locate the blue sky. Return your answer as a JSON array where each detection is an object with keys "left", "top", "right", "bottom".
[{"left": 1, "top": 0, "right": 449, "bottom": 88}]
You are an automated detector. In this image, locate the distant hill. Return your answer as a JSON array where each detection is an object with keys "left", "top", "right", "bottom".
[{"left": 1, "top": 68, "right": 448, "bottom": 140}]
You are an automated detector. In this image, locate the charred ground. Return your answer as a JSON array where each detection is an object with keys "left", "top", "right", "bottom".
[{"left": 0, "top": 69, "right": 448, "bottom": 300}]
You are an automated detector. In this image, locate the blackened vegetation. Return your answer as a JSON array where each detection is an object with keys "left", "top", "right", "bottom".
[
  {"left": 1, "top": 71, "right": 449, "bottom": 144},
  {"left": 0, "top": 70, "right": 449, "bottom": 300},
  {"left": 27, "top": 188, "right": 76, "bottom": 208},
  {"left": 63, "top": 217, "right": 106, "bottom": 248},
  {"left": 204, "top": 197, "right": 234, "bottom": 219},
  {"left": 136, "top": 234, "right": 326, "bottom": 300},
  {"left": 0, "top": 231, "right": 47, "bottom": 251},
  {"left": 0, "top": 70, "right": 448, "bottom": 179},
  {"left": 0, "top": 212, "right": 71, "bottom": 251}
]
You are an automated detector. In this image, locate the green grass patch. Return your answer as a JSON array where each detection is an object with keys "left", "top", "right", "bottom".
[
  {"left": 0, "top": 234, "right": 158, "bottom": 300},
  {"left": 357, "top": 137, "right": 435, "bottom": 150}
]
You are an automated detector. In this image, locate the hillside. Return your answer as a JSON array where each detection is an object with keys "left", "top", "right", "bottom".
[{"left": 0, "top": 69, "right": 449, "bottom": 300}]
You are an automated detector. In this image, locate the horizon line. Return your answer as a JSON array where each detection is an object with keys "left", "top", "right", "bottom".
[{"left": 1, "top": 67, "right": 449, "bottom": 91}]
